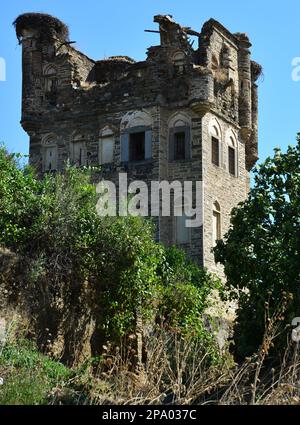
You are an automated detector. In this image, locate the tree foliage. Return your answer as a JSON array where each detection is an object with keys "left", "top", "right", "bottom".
[
  {"left": 0, "top": 145, "right": 221, "bottom": 362},
  {"left": 214, "top": 136, "right": 300, "bottom": 357}
]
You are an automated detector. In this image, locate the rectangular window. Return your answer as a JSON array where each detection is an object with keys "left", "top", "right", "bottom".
[
  {"left": 228, "top": 146, "right": 236, "bottom": 176},
  {"left": 212, "top": 137, "right": 220, "bottom": 166},
  {"left": 72, "top": 142, "right": 86, "bottom": 167},
  {"left": 50, "top": 78, "right": 58, "bottom": 92},
  {"left": 129, "top": 132, "right": 145, "bottom": 161},
  {"left": 169, "top": 127, "right": 190, "bottom": 162},
  {"left": 44, "top": 146, "right": 57, "bottom": 171},
  {"left": 174, "top": 132, "right": 186, "bottom": 160},
  {"left": 99, "top": 137, "right": 114, "bottom": 165},
  {"left": 176, "top": 214, "right": 190, "bottom": 244}
]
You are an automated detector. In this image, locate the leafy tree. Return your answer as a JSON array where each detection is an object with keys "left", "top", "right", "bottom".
[
  {"left": 214, "top": 136, "right": 300, "bottom": 358},
  {"left": 0, "top": 146, "right": 42, "bottom": 249}
]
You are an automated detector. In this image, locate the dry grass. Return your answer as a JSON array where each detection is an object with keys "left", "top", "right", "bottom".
[
  {"left": 86, "top": 330, "right": 232, "bottom": 405},
  {"left": 82, "top": 306, "right": 300, "bottom": 406},
  {"left": 1, "top": 322, "right": 300, "bottom": 405},
  {"left": 1, "top": 302, "right": 300, "bottom": 405}
]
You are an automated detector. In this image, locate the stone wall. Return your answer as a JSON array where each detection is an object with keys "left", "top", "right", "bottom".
[
  {"left": 16, "top": 13, "right": 260, "bottom": 276},
  {"left": 202, "top": 112, "right": 249, "bottom": 277}
]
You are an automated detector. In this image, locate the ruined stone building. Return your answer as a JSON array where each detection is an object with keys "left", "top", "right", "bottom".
[{"left": 15, "top": 13, "right": 261, "bottom": 276}]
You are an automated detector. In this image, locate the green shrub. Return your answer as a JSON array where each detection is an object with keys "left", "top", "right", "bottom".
[
  {"left": 0, "top": 339, "right": 73, "bottom": 405},
  {"left": 0, "top": 145, "right": 222, "bottom": 363},
  {"left": 0, "top": 146, "right": 42, "bottom": 250}
]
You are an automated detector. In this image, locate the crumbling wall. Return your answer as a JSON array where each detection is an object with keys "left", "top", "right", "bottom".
[{"left": 15, "top": 13, "right": 261, "bottom": 274}]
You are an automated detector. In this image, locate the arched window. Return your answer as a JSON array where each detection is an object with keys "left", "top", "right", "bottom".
[
  {"left": 212, "top": 201, "right": 221, "bottom": 245},
  {"left": 173, "top": 51, "right": 186, "bottom": 74},
  {"left": 99, "top": 127, "right": 114, "bottom": 165},
  {"left": 210, "top": 124, "right": 221, "bottom": 167},
  {"left": 70, "top": 133, "right": 87, "bottom": 167},
  {"left": 42, "top": 135, "right": 58, "bottom": 172},
  {"left": 228, "top": 136, "right": 236, "bottom": 176},
  {"left": 168, "top": 113, "right": 191, "bottom": 162},
  {"left": 120, "top": 111, "right": 152, "bottom": 162},
  {"left": 44, "top": 65, "right": 58, "bottom": 92}
]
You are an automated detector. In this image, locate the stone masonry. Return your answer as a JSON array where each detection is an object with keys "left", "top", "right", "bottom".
[{"left": 15, "top": 13, "right": 260, "bottom": 277}]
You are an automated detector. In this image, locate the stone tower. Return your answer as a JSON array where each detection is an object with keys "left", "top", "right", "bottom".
[{"left": 15, "top": 13, "right": 260, "bottom": 276}]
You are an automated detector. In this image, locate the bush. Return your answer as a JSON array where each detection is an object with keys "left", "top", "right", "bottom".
[
  {"left": 0, "top": 339, "right": 74, "bottom": 405},
  {"left": 155, "top": 246, "right": 222, "bottom": 362},
  {"left": 0, "top": 146, "right": 42, "bottom": 250},
  {"left": 0, "top": 145, "right": 222, "bottom": 364}
]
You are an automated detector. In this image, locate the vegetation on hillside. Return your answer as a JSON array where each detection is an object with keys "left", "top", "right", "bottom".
[
  {"left": 1, "top": 323, "right": 300, "bottom": 405},
  {"left": 0, "top": 135, "right": 300, "bottom": 405},
  {"left": 0, "top": 144, "right": 221, "bottom": 364}
]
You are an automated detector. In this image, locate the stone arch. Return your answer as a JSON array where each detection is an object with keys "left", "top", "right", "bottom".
[
  {"left": 172, "top": 51, "right": 186, "bottom": 74},
  {"left": 41, "top": 133, "right": 58, "bottom": 171},
  {"left": 42, "top": 132, "right": 57, "bottom": 146},
  {"left": 120, "top": 110, "right": 152, "bottom": 131},
  {"left": 43, "top": 64, "right": 57, "bottom": 76},
  {"left": 209, "top": 117, "right": 222, "bottom": 140},
  {"left": 226, "top": 128, "right": 237, "bottom": 146},
  {"left": 99, "top": 126, "right": 115, "bottom": 165},
  {"left": 173, "top": 51, "right": 186, "bottom": 62},
  {"left": 168, "top": 112, "right": 191, "bottom": 161},
  {"left": 71, "top": 131, "right": 85, "bottom": 142},
  {"left": 70, "top": 131, "right": 87, "bottom": 166},
  {"left": 168, "top": 111, "right": 191, "bottom": 129},
  {"left": 99, "top": 126, "right": 114, "bottom": 137},
  {"left": 209, "top": 118, "right": 222, "bottom": 167},
  {"left": 43, "top": 64, "right": 57, "bottom": 92},
  {"left": 120, "top": 111, "right": 153, "bottom": 162},
  {"left": 213, "top": 200, "right": 221, "bottom": 212}
]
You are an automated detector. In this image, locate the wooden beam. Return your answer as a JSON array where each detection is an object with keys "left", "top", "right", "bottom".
[{"left": 144, "top": 29, "right": 160, "bottom": 34}]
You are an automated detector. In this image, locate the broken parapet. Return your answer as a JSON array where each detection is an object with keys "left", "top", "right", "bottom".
[
  {"left": 247, "top": 61, "right": 262, "bottom": 169},
  {"left": 235, "top": 32, "right": 252, "bottom": 142},
  {"left": 13, "top": 13, "right": 95, "bottom": 126},
  {"left": 153, "top": 14, "right": 192, "bottom": 51},
  {"left": 95, "top": 56, "right": 136, "bottom": 84},
  {"left": 15, "top": 12, "right": 261, "bottom": 174}
]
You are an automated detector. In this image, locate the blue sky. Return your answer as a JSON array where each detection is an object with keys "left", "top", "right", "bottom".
[{"left": 1, "top": 0, "right": 300, "bottom": 164}]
